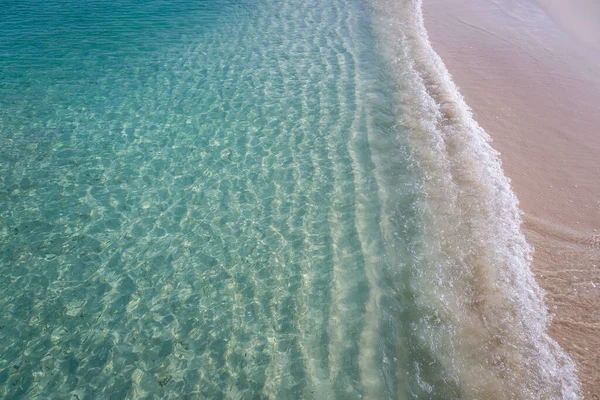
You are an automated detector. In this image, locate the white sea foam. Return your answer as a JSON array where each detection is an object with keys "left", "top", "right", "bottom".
[{"left": 368, "top": 0, "right": 582, "bottom": 397}]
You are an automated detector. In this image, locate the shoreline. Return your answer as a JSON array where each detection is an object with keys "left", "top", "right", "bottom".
[
  {"left": 369, "top": 0, "right": 581, "bottom": 396},
  {"left": 422, "top": 0, "right": 600, "bottom": 397}
]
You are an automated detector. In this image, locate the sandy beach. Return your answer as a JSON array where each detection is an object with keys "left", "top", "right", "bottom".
[{"left": 423, "top": 0, "right": 600, "bottom": 396}]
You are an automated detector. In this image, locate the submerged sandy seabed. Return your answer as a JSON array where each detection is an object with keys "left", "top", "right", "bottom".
[{"left": 423, "top": 0, "right": 600, "bottom": 397}]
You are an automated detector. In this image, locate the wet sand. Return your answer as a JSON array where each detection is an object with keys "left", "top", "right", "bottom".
[
  {"left": 423, "top": 0, "right": 600, "bottom": 397},
  {"left": 537, "top": 0, "right": 600, "bottom": 51}
]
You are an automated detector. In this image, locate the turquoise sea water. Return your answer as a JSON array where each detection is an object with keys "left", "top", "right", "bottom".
[
  {"left": 0, "top": 0, "right": 582, "bottom": 398},
  {"left": 0, "top": 0, "right": 428, "bottom": 398}
]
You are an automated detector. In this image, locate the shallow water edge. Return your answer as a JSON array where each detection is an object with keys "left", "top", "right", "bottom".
[{"left": 367, "top": 0, "right": 582, "bottom": 398}]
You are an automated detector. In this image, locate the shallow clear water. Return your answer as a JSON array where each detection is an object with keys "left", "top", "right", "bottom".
[
  {"left": 0, "top": 0, "right": 438, "bottom": 398},
  {"left": 1, "top": 0, "right": 583, "bottom": 398}
]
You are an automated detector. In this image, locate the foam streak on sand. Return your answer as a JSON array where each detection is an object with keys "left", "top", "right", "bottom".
[{"left": 369, "top": 0, "right": 581, "bottom": 397}]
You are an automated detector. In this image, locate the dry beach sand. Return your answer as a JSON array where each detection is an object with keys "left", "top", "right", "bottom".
[{"left": 423, "top": 0, "right": 600, "bottom": 397}]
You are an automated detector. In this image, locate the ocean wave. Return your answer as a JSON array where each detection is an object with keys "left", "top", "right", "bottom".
[{"left": 367, "top": 0, "right": 582, "bottom": 397}]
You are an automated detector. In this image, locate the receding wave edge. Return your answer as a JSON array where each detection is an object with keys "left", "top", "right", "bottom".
[{"left": 368, "top": 0, "right": 582, "bottom": 398}]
